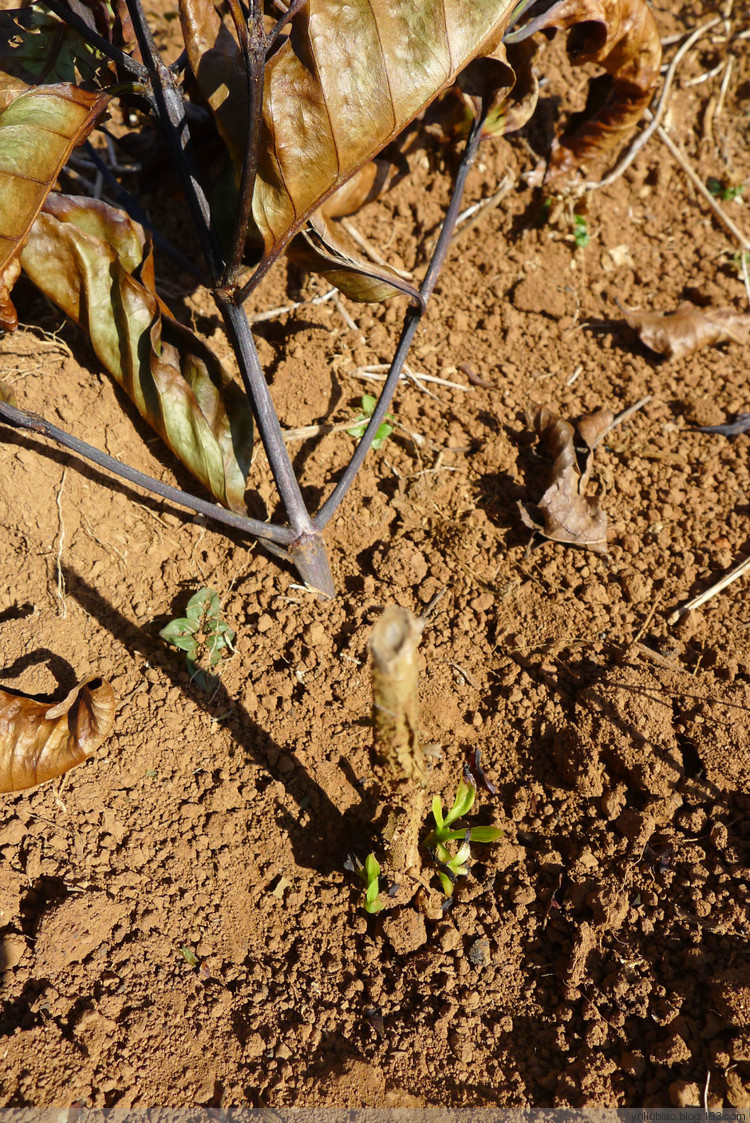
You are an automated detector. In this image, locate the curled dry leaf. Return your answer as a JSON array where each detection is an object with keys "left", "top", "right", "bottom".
[
  {"left": 180, "top": 0, "right": 520, "bottom": 268},
  {"left": 618, "top": 299, "right": 750, "bottom": 361},
  {"left": 521, "top": 0, "right": 661, "bottom": 182},
  {"left": 0, "top": 82, "right": 108, "bottom": 329},
  {"left": 0, "top": 677, "right": 115, "bottom": 793},
  {"left": 19, "top": 193, "right": 254, "bottom": 513},
  {"left": 289, "top": 159, "right": 422, "bottom": 304},
  {"left": 520, "top": 404, "right": 608, "bottom": 553}
]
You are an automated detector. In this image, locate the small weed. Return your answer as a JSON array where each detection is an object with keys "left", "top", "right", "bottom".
[
  {"left": 179, "top": 945, "right": 199, "bottom": 968},
  {"left": 707, "top": 177, "right": 744, "bottom": 202},
  {"left": 573, "top": 214, "right": 590, "bottom": 248},
  {"left": 160, "top": 587, "right": 235, "bottom": 691},
  {"left": 424, "top": 779, "right": 503, "bottom": 897},
  {"left": 731, "top": 250, "right": 750, "bottom": 278},
  {"left": 348, "top": 853, "right": 385, "bottom": 914},
  {"left": 347, "top": 394, "right": 394, "bottom": 451}
]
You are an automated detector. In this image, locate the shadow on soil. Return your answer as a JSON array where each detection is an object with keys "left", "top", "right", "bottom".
[{"left": 62, "top": 566, "right": 379, "bottom": 877}]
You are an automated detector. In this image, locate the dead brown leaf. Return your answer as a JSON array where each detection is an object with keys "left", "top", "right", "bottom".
[
  {"left": 519, "top": 403, "right": 608, "bottom": 552},
  {"left": 522, "top": 0, "right": 661, "bottom": 182},
  {"left": 577, "top": 407, "right": 615, "bottom": 449},
  {"left": 618, "top": 299, "right": 750, "bottom": 361},
  {"left": 0, "top": 677, "right": 115, "bottom": 793}
]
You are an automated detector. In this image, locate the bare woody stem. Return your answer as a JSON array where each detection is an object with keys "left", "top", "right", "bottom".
[
  {"left": 314, "top": 109, "right": 487, "bottom": 530},
  {"left": 122, "top": 0, "right": 333, "bottom": 595},
  {"left": 124, "top": 0, "right": 225, "bottom": 277},
  {"left": 266, "top": 0, "right": 309, "bottom": 49},
  {"left": 0, "top": 400, "right": 294, "bottom": 547},
  {"left": 221, "top": 0, "right": 266, "bottom": 287}
]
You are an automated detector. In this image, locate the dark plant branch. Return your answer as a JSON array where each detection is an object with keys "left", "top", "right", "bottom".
[
  {"left": 0, "top": 400, "right": 295, "bottom": 547},
  {"left": 217, "top": 296, "right": 317, "bottom": 540},
  {"left": 38, "top": 0, "right": 149, "bottom": 81},
  {"left": 124, "top": 0, "right": 225, "bottom": 278},
  {"left": 266, "top": 0, "right": 308, "bottom": 51},
  {"left": 81, "top": 142, "right": 210, "bottom": 285},
  {"left": 221, "top": 0, "right": 266, "bottom": 288},
  {"left": 314, "top": 108, "right": 488, "bottom": 530}
]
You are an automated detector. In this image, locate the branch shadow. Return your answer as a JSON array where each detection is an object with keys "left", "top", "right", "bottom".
[
  {"left": 62, "top": 566, "right": 377, "bottom": 875},
  {"left": 0, "top": 427, "right": 298, "bottom": 583}
]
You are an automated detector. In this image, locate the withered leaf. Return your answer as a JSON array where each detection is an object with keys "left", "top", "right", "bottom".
[
  {"left": 19, "top": 193, "right": 254, "bottom": 513},
  {"left": 0, "top": 677, "right": 115, "bottom": 793},
  {"left": 521, "top": 0, "right": 661, "bottom": 182},
  {"left": 180, "top": 0, "right": 519, "bottom": 270},
  {"left": 0, "top": 83, "right": 108, "bottom": 329},
  {"left": 576, "top": 407, "right": 615, "bottom": 449},
  {"left": 0, "top": 7, "right": 112, "bottom": 109},
  {"left": 290, "top": 214, "right": 420, "bottom": 305},
  {"left": 520, "top": 404, "right": 608, "bottom": 552},
  {"left": 618, "top": 299, "right": 750, "bottom": 361},
  {"left": 286, "top": 158, "right": 420, "bottom": 303}
]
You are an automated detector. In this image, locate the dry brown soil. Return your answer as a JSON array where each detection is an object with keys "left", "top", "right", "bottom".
[{"left": 2, "top": 0, "right": 750, "bottom": 1108}]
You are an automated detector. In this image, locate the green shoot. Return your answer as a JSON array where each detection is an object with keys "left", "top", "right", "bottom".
[
  {"left": 159, "top": 587, "right": 235, "bottom": 691},
  {"left": 347, "top": 394, "right": 394, "bottom": 451},
  {"left": 731, "top": 250, "right": 750, "bottom": 279},
  {"left": 707, "top": 177, "right": 744, "bottom": 202},
  {"left": 424, "top": 779, "right": 503, "bottom": 897},
  {"left": 349, "top": 853, "right": 385, "bottom": 914},
  {"left": 573, "top": 214, "right": 590, "bottom": 248}
]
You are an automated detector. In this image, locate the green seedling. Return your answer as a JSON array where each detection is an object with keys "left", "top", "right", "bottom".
[
  {"left": 573, "top": 214, "right": 590, "bottom": 248},
  {"left": 731, "top": 250, "right": 750, "bottom": 278},
  {"left": 424, "top": 779, "right": 503, "bottom": 897},
  {"left": 349, "top": 853, "right": 385, "bottom": 914},
  {"left": 347, "top": 394, "right": 394, "bottom": 451},
  {"left": 159, "top": 587, "right": 235, "bottom": 691},
  {"left": 707, "top": 177, "right": 744, "bottom": 202}
]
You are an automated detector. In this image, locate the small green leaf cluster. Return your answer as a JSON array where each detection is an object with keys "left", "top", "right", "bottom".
[
  {"left": 424, "top": 779, "right": 503, "bottom": 897},
  {"left": 347, "top": 394, "right": 394, "bottom": 451},
  {"left": 352, "top": 853, "right": 384, "bottom": 914},
  {"left": 159, "top": 587, "right": 235, "bottom": 690},
  {"left": 731, "top": 250, "right": 750, "bottom": 278},
  {"left": 573, "top": 214, "right": 590, "bottom": 248},
  {"left": 707, "top": 177, "right": 744, "bottom": 202}
]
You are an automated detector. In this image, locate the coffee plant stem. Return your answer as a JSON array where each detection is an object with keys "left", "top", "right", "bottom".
[
  {"left": 315, "top": 107, "right": 487, "bottom": 529},
  {"left": 0, "top": 400, "right": 296, "bottom": 547}
]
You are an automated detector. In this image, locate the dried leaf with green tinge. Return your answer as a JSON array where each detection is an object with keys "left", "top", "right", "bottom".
[
  {"left": 0, "top": 83, "right": 108, "bottom": 329},
  {"left": 180, "top": 0, "right": 519, "bottom": 266},
  {"left": 19, "top": 193, "right": 254, "bottom": 513}
]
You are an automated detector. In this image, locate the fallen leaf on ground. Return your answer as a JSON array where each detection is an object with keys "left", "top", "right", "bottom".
[
  {"left": 519, "top": 404, "right": 608, "bottom": 552},
  {"left": 618, "top": 299, "right": 750, "bottom": 361},
  {"left": 521, "top": 0, "right": 661, "bottom": 183},
  {"left": 0, "top": 677, "right": 115, "bottom": 793}
]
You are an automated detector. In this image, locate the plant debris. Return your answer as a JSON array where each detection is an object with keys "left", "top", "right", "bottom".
[
  {"left": 519, "top": 404, "right": 610, "bottom": 553},
  {"left": 519, "top": 0, "right": 661, "bottom": 183},
  {"left": 696, "top": 413, "right": 750, "bottom": 437},
  {"left": 617, "top": 298, "right": 750, "bottom": 360},
  {"left": 0, "top": 677, "right": 115, "bottom": 793}
]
